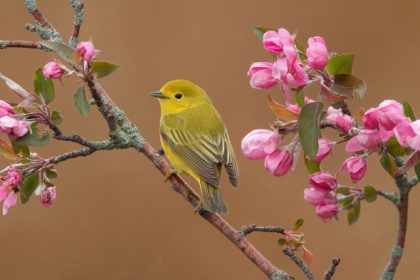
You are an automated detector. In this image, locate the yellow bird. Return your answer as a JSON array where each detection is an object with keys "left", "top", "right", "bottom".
[{"left": 151, "top": 80, "right": 239, "bottom": 214}]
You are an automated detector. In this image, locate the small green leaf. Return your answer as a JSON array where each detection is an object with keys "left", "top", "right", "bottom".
[
  {"left": 20, "top": 173, "right": 40, "bottom": 204},
  {"left": 11, "top": 141, "right": 30, "bottom": 158},
  {"left": 414, "top": 164, "right": 420, "bottom": 180},
  {"left": 295, "top": 91, "right": 305, "bottom": 108},
  {"left": 51, "top": 110, "right": 63, "bottom": 125},
  {"left": 347, "top": 202, "right": 361, "bottom": 225},
  {"left": 278, "top": 238, "right": 287, "bottom": 247},
  {"left": 293, "top": 218, "right": 304, "bottom": 231},
  {"left": 42, "top": 41, "right": 74, "bottom": 63},
  {"left": 16, "top": 126, "right": 49, "bottom": 147},
  {"left": 387, "top": 137, "right": 407, "bottom": 157},
  {"left": 341, "top": 196, "right": 354, "bottom": 208},
  {"left": 364, "top": 186, "right": 377, "bottom": 203},
  {"left": 402, "top": 101, "right": 416, "bottom": 121},
  {"left": 44, "top": 168, "right": 58, "bottom": 179},
  {"left": 91, "top": 61, "right": 120, "bottom": 78},
  {"left": 252, "top": 26, "right": 275, "bottom": 41},
  {"left": 380, "top": 150, "right": 397, "bottom": 177},
  {"left": 303, "top": 156, "right": 320, "bottom": 174},
  {"left": 74, "top": 86, "right": 89, "bottom": 118},
  {"left": 330, "top": 74, "right": 367, "bottom": 99},
  {"left": 326, "top": 53, "right": 354, "bottom": 75},
  {"left": 298, "top": 102, "right": 323, "bottom": 159},
  {"left": 34, "top": 68, "right": 55, "bottom": 103}
]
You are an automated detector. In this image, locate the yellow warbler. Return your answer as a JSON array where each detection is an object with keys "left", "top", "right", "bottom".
[{"left": 151, "top": 80, "right": 239, "bottom": 214}]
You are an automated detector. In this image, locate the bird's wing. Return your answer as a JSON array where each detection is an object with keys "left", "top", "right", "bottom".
[{"left": 161, "top": 126, "right": 238, "bottom": 187}]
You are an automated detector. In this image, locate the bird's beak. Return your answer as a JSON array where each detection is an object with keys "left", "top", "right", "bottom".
[{"left": 150, "top": 91, "right": 169, "bottom": 99}]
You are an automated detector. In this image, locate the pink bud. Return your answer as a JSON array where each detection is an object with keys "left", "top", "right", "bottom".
[
  {"left": 262, "top": 31, "right": 283, "bottom": 54},
  {"left": 309, "top": 172, "right": 337, "bottom": 191},
  {"left": 304, "top": 188, "right": 336, "bottom": 206},
  {"left": 306, "top": 36, "right": 328, "bottom": 70},
  {"left": 77, "top": 41, "right": 96, "bottom": 62},
  {"left": 2, "top": 191, "right": 17, "bottom": 215},
  {"left": 340, "top": 156, "right": 367, "bottom": 182},
  {"left": 326, "top": 106, "right": 353, "bottom": 134},
  {"left": 42, "top": 61, "right": 64, "bottom": 79},
  {"left": 247, "top": 62, "right": 277, "bottom": 89},
  {"left": 241, "top": 129, "right": 280, "bottom": 160},
  {"left": 6, "top": 167, "right": 22, "bottom": 186},
  {"left": 40, "top": 187, "right": 57, "bottom": 208},
  {"left": 0, "top": 116, "right": 29, "bottom": 141},
  {"left": 406, "top": 120, "right": 420, "bottom": 150},
  {"left": 394, "top": 120, "right": 415, "bottom": 147},
  {"left": 363, "top": 100, "right": 406, "bottom": 131},
  {"left": 286, "top": 97, "right": 315, "bottom": 114},
  {"left": 0, "top": 100, "right": 15, "bottom": 118},
  {"left": 264, "top": 149, "right": 293, "bottom": 176},
  {"left": 315, "top": 204, "right": 338, "bottom": 220},
  {"left": 346, "top": 129, "right": 383, "bottom": 152},
  {"left": 313, "top": 139, "right": 333, "bottom": 162}
]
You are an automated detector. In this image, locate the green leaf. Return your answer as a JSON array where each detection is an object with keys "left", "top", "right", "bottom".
[
  {"left": 74, "top": 86, "right": 89, "bottom": 118},
  {"left": 298, "top": 102, "right": 323, "bottom": 159},
  {"left": 347, "top": 202, "right": 361, "bottom": 225},
  {"left": 402, "top": 101, "right": 416, "bottom": 121},
  {"left": 44, "top": 168, "right": 58, "bottom": 179},
  {"left": 293, "top": 218, "right": 304, "bottom": 231},
  {"left": 380, "top": 150, "right": 397, "bottom": 177},
  {"left": 11, "top": 141, "right": 30, "bottom": 158},
  {"left": 414, "top": 164, "right": 420, "bottom": 181},
  {"left": 330, "top": 74, "right": 367, "bottom": 99},
  {"left": 42, "top": 41, "right": 74, "bottom": 64},
  {"left": 20, "top": 173, "right": 40, "bottom": 204},
  {"left": 326, "top": 53, "right": 354, "bottom": 75},
  {"left": 364, "top": 186, "right": 377, "bottom": 203},
  {"left": 91, "top": 61, "right": 120, "bottom": 78},
  {"left": 295, "top": 91, "right": 305, "bottom": 108},
  {"left": 303, "top": 156, "right": 321, "bottom": 174},
  {"left": 51, "top": 110, "right": 63, "bottom": 125},
  {"left": 16, "top": 126, "right": 49, "bottom": 146},
  {"left": 387, "top": 137, "right": 407, "bottom": 157},
  {"left": 277, "top": 238, "right": 287, "bottom": 247},
  {"left": 34, "top": 68, "right": 55, "bottom": 103},
  {"left": 252, "top": 26, "right": 275, "bottom": 41}
]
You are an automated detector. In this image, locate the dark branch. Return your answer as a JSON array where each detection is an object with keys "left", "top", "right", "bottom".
[
  {"left": 0, "top": 40, "right": 42, "bottom": 49},
  {"left": 239, "top": 224, "right": 285, "bottom": 237},
  {"left": 323, "top": 258, "right": 340, "bottom": 280},
  {"left": 282, "top": 248, "right": 315, "bottom": 280}
]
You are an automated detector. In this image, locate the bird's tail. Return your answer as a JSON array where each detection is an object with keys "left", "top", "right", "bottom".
[{"left": 199, "top": 179, "right": 228, "bottom": 214}]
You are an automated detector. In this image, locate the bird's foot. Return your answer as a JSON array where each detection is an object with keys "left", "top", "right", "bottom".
[
  {"left": 156, "top": 147, "right": 165, "bottom": 156},
  {"left": 164, "top": 169, "right": 177, "bottom": 182},
  {"left": 193, "top": 200, "right": 206, "bottom": 214}
]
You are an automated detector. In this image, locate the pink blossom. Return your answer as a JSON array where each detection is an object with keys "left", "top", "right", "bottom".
[
  {"left": 264, "top": 149, "right": 293, "bottom": 176},
  {"left": 346, "top": 129, "right": 383, "bottom": 152},
  {"left": 304, "top": 188, "right": 336, "bottom": 206},
  {"left": 241, "top": 129, "right": 280, "bottom": 160},
  {"left": 405, "top": 120, "right": 420, "bottom": 150},
  {"left": 247, "top": 62, "right": 277, "bottom": 89},
  {"left": 42, "top": 61, "right": 64, "bottom": 79},
  {"left": 309, "top": 172, "right": 337, "bottom": 191},
  {"left": 2, "top": 191, "right": 17, "bottom": 215},
  {"left": 362, "top": 100, "right": 406, "bottom": 130},
  {"left": 5, "top": 167, "right": 22, "bottom": 186},
  {"left": 0, "top": 116, "right": 29, "bottom": 141},
  {"left": 326, "top": 106, "right": 353, "bottom": 134},
  {"left": 0, "top": 100, "right": 15, "bottom": 118},
  {"left": 286, "top": 97, "right": 315, "bottom": 114},
  {"left": 340, "top": 156, "right": 367, "bottom": 182},
  {"left": 315, "top": 204, "right": 338, "bottom": 220},
  {"left": 262, "top": 28, "right": 294, "bottom": 54},
  {"left": 393, "top": 120, "right": 415, "bottom": 147},
  {"left": 313, "top": 139, "right": 333, "bottom": 163},
  {"left": 77, "top": 41, "right": 96, "bottom": 62},
  {"left": 272, "top": 56, "right": 308, "bottom": 101},
  {"left": 40, "top": 187, "right": 57, "bottom": 208},
  {"left": 306, "top": 36, "right": 328, "bottom": 70}
]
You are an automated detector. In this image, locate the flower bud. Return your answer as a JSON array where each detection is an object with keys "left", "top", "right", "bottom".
[
  {"left": 393, "top": 120, "right": 415, "bottom": 148},
  {"left": 264, "top": 149, "right": 293, "bottom": 176},
  {"left": 0, "top": 116, "right": 29, "bottom": 141},
  {"left": 77, "top": 41, "right": 96, "bottom": 62},
  {"left": 304, "top": 188, "right": 336, "bottom": 206},
  {"left": 40, "top": 186, "right": 57, "bottom": 208},
  {"left": 0, "top": 100, "right": 15, "bottom": 118},
  {"left": 247, "top": 62, "right": 277, "bottom": 89},
  {"left": 313, "top": 139, "right": 333, "bottom": 162},
  {"left": 340, "top": 156, "right": 367, "bottom": 182},
  {"left": 345, "top": 129, "right": 383, "bottom": 152},
  {"left": 241, "top": 129, "right": 280, "bottom": 160},
  {"left": 42, "top": 61, "right": 64, "bottom": 79},
  {"left": 315, "top": 204, "right": 338, "bottom": 220},
  {"left": 309, "top": 172, "right": 337, "bottom": 191},
  {"left": 306, "top": 36, "right": 328, "bottom": 70},
  {"left": 326, "top": 106, "right": 353, "bottom": 134}
]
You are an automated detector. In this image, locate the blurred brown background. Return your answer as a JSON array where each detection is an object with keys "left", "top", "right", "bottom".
[{"left": 0, "top": 0, "right": 419, "bottom": 279}]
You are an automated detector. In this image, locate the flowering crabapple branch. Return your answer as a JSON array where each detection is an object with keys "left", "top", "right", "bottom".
[{"left": 323, "top": 259, "right": 340, "bottom": 280}]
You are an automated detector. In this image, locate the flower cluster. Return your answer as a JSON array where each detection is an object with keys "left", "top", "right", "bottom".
[{"left": 0, "top": 100, "right": 28, "bottom": 141}]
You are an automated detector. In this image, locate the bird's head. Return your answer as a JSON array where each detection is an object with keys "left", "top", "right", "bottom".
[{"left": 150, "top": 80, "right": 210, "bottom": 114}]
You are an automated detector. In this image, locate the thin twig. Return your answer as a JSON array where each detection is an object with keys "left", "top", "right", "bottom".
[
  {"left": 323, "top": 258, "right": 340, "bottom": 280},
  {"left": 69, "top": 0, "right": 84, "bottom": 48},
  {"left": 24, "top": 0, "right": 62, "bottom": 41},
  {"left": 0, "top": 40, "right": 42, "bottom": 49},
  {"left": 239, "top": 224, "right": 285, "bottom": 237},
  {"left": 48, "top": 147, "right": 95, "bottom": 164},
  {"left": 282, "top": 248, "right": 315, "bottom": 280},
  {"left": 377, "top": 190, "right": 399, "bottom": 206}
]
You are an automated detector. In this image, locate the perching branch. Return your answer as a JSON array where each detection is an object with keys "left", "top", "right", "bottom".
[
  {"left": 0, "top": 40, "right": 42, "bottom": 49},
  {"left": 239, "top": 224, "right": 285, "bottom": 237},
  {"left": 282, "top": 248, "right": 315, "bottom": 280},
  {"left": 323, "top": 258, "right": 340, "bottom": 280}
]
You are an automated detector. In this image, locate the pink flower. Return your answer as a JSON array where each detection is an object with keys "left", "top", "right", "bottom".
[
  {"left": 286, "top": 97, "right": 315, "bottom": 114},
  {"left": 309, "top": 172, "right": 337, "bottom": 191},
  {"left": 247, "top": 62, "right": 277, "bottom": 89},
  {"left": 362, "top": 100, "right": 406, "bottom": 130},
  {"left": 346, "top": 129, "right": 383, "bottom": 152},
  {"left": 40, "top": 187, "right": 57, "bottom": 208},
  {"left": 262, "top": 28, "right": 294, "bottom": 54},
  {"left": 5, "top": 167, "right": 22, "bottom": 186},
  {"left": 315, "top": 204, "right": 338, "bottom": 220},
  {"left": 77, "top": 41, "right": 96, "bottom": 62},
  {"left": 0, "top": 116, "right": 29, "bottom": 141},
  {"left": 272, "top": 56, "right": 308, "bottom": 101},
  {"left": 2, "top": 191, "right": 17, "bottom": 215},
  {"left": 42, "top": 61, "right": 64, "bottom": 79},
  {"left": 304, "top": 188, "right": 336, "bottom": 206},
  {"left": 393, "top": 120, "right": 415, "bottom": 147},
  {"left": 405, "top": 120, "right": 420, "bottom": 150},
  {"left": 0, "top": 100, "right": 15, "bottom": 118},
  {"left": 313, "top": 139, "right": 333, "bottom": 163},
  {"left": 306, "top": 36, "right": 328, "bottom": 70},
  {"left": 264, "top": 149, "right": 293, "bottom": 176},
  {"left": 340, "top": 156, "right": 367, "bottom": 182},
  {"left": 241, "top": 129, "right": 280, "bottom": 160},
  {"left": 326, "top": 106, "right": 353, "bottom": 134}
]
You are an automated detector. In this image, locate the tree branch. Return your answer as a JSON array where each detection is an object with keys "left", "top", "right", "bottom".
[
  {"left": 239, "top": 224, "right": 285, "bottom": 237},
  {"left": 69, "top": 0, "right": 84, "bottom": 48},
  {"left": 282, "top": 248, "right": 315, "bottom": 280},
  {"left": 24, "top": 0, "right": 62, "bottom": 41},
  {"left": 323, "top": 258, "right": 340, "bottom": 280},
  {"left": 0, "top": 40, "right": 42, "bottom": 49},
  {"left": 377, "top": 190, "right": 399, "bottom": 206}
]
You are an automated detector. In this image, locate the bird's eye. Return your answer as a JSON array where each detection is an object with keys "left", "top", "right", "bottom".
[{"left": 175, "top": 93, "right": 183, "bottom": 99}]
